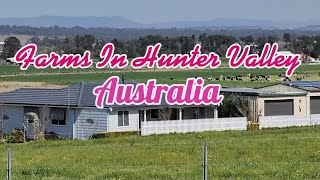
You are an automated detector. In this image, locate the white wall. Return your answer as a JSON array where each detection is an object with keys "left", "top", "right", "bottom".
[{"left": 108, "top": 108, "right": 140, "bottom": 132}]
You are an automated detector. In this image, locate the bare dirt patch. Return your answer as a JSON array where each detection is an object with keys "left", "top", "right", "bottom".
[{"left": 0, "top": 81, "right": 66, "bottom": 93}]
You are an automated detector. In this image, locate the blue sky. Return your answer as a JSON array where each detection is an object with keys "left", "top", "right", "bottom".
[{"left": 0, "top": 0, "right": 318, "bottom": 23}]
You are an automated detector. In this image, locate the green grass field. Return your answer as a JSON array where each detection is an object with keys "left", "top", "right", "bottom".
[
  {"left": 1, "top": 63, "right": 320, "bottom": 179},
  {"left": 0, "top": 126, "right": 320, "bottom": 179},
  {"left": 1, "top": 64, "right": 320, "bottom": 87}
]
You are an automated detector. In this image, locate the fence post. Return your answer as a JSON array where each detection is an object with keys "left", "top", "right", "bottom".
[
  {"left": 203, "top": 142, "right": 208, "bottom": 180},
  {"left": 7, "top": 147, "right": 11, "bottom": 180}
]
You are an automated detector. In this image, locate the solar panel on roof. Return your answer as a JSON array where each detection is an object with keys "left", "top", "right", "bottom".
[
  {"left": 283, "top": 81, "right": 320, "bottom": 86},
  {"left": 301, "top": 87, "right": 320, "bottom": 91},
  {"left": 282, "top": 81, "right": 320, "bottom": 92}
]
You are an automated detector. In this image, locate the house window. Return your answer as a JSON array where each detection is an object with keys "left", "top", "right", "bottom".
[
  {"left": 24, "top": 106, "right": 40, "bottom": 123},
  {"left": 150, "top": 109, "right": 159, "bottom": 119},
  {"left": 118, "top": 111, "right": 129, "bottom": 126},
  {"left": 50, "top": 108, "right": 66, "bottom": 125},
  {"left": 193, "top": 107, "right": 206, "bottom": 119}
]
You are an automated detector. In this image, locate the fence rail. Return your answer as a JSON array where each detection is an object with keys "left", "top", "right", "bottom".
[
  {"left": 141, "top": 117, "right": 247, "bottom": 136},
  {"left": 260, "top": 114, "right": 320, "bottom": 129},
  {"left": 141, "top": 114, "right": 320, "bottom": 135}
]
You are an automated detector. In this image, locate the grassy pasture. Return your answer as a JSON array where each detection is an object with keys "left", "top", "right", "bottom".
[
  {"left": 1, "top": 64, "right": 320, "bottom": 87},
  {"left": 0, "top": 61, "right": 320, "bottom": 179},
  {"left": 0, "top": 126, "right": 320, "bottom": 179}
]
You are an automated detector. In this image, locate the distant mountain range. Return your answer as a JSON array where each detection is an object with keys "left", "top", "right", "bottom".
[
  {"left": 0, "top": 16, "right": 141, "bottom": 28},
  {"left": 0, "top": 16, "right": 320, "bottom": 30}
]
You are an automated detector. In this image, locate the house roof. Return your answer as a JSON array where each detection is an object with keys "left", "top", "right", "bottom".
[
  {"left": 281, "top": 81, "right": 320, "bottom": 92},
  {"left": 0, "top": 84, "right": 82, "bottom": 107},
  {"left": 0, "top": 81, "right": 164, "bottom": 108},
  {"left": 221, "top": 87, "right": 307, "bottom": 97}
]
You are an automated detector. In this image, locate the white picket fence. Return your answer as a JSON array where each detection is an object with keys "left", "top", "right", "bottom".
[
  {"left": 260, "top": 114, "right": 320, "bottom": 129},
  {"left": 140, "top": 114, "right": 320, "bottom": 136},
  {"left": 141, "top": 117, "right": 247, "bottom": 136},
  {"left": 311, "top": 114, "right": 320, "bottom": 125}
]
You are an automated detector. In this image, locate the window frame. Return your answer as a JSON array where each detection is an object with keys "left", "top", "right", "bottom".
[
  {"left": 117, "top": 110, "right": 130, "bottom": 127},
  {"left": 50, "top": 108, "right": 67, "bottom": 126}
]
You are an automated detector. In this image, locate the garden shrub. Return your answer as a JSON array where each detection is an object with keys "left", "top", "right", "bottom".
[
  {"left": 6, "top": 128, "right": 25, "bottom": 143},
  {"left": 44, "top": 131, "right": 60, "bottom": 140}
]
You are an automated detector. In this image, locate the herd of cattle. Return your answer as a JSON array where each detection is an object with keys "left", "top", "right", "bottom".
[{"left": 169, "top": 72, "right": 313, "bottom": 82}]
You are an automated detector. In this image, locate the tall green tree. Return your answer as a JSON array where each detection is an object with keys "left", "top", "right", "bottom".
[
  {"left": 283, "top": 33, "right": 291, "bottom": 44},
  {"left": 1, "top": 36, "right": 21, "bottom": 59},
  {"left": 29, "top": 36, "right": 42, "bottom": 45},
  {"left": 240, "top": 35, "right": 254, "bottom": 45}
]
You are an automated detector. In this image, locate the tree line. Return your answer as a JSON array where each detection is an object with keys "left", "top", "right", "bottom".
[
  {"left": 1, "top": 25, "right": 320, "bottom": 41},
  {"left": 2, "top": 33, "right": 320, "bottom": 60}
]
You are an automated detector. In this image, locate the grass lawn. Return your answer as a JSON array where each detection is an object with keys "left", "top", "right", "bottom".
[{"left": 0, "top": 126, "right": 320, "bottom": 179}]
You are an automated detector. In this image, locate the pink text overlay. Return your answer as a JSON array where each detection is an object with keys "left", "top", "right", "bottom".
[
  {"left": 14, "top": 43, "right": 301, "bottom": 76},
  {"left": 227, "top": 43, "right": 301, "bottom": 77},
  {"left": 93, "top": 76, "right": 224, "bottom": 109},
  {"left": 13, "top": 43, "right": 302, "bottom": 107}
]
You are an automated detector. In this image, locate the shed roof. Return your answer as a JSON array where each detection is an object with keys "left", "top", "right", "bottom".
[
  {"left": 221, "top": 87, "right": 307, "bottom": 97},
  {"left": 277, "top": 51, "right": 293, "bottom": 56},
  {"left": 281, "top": 81, "right": 320, "bottom": 92}
]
